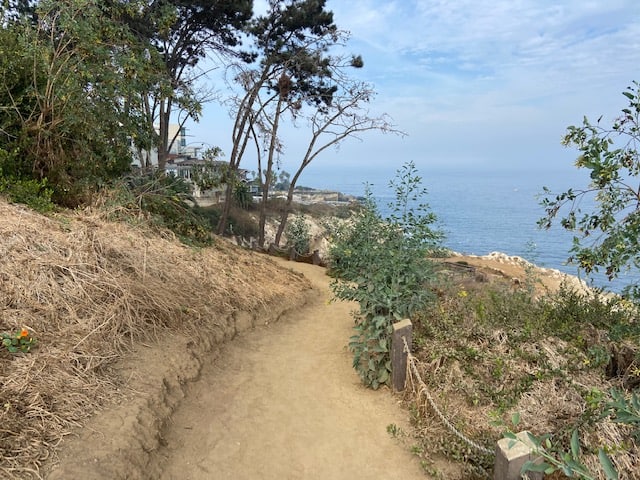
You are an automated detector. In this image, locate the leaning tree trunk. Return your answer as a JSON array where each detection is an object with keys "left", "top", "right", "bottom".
[
  {"left": 274, "top": 156, "right": 313, "bottom": 247},
  {"left": 257, "top": 94, "right": 284, "bottom": 247},
  {"left": 217, "top": 80, "right": 266, "bottom": 235},
  {"left": 273, "top": 166, "right": 305, "bottom": 246},
  {"left": 157, "top": 98, "right": 172, "bottom": 172},
  {"left": 273, "top": 197, "right": 291, "bottom": 247}
]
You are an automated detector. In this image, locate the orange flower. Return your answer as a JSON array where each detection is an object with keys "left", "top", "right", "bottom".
[{"left": 19, "top": 328, "right": 29, "bottom": 339}]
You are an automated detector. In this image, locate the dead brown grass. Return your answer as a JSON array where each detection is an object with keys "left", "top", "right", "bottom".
[
  {"left": 408, "top": 259, "right": 639, "bottom": 479},
  {"left": 0, "top": 199, "right": 310, "bottom": 479}
]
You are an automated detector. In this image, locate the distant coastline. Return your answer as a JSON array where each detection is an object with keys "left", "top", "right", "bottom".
[
  {"left": 269, "top": 186, "right": 361, "bottom": 206},
  {"left": 296, "top": 170, "right": 638, "bottom": 295}
]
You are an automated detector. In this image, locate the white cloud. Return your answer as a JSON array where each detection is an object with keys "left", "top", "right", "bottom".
[
  {"left": 317, "top": 0, "right": 640, "bottom": 171},
  {"left": 187, "top": 0, "right": 640, "bottom": 181}
]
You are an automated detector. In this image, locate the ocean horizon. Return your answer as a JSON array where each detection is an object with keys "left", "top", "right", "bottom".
[{"left": 299, "top": 163, "right": 638, "bottom": 294}]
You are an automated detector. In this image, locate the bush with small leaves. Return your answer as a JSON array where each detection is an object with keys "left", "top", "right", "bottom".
[
  {"left": 285, "top": 215, "right": 311, "bottom": 255},
  {"left": 330, "top": 161, "right": 444, "bottom": 388}
]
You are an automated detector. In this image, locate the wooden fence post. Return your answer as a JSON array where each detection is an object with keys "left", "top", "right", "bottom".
[
  {"left": 494, "top": 431, "right": 543, "bottom": 480},
  {"left": 391, "top": 319, "right": 412, "bottom": 392}
]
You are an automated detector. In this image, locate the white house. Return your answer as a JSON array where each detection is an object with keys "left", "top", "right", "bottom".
[{"left": 131, "top": 124, "right": 191, "bottom": 169}]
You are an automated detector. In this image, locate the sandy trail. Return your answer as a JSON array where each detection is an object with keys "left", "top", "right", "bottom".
[{"left": 150, "top": 260, "right": 426, "bottom": 480}]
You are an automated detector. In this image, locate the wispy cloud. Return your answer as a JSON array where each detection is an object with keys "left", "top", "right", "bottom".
[
  {"left": 332, "top": 0, "right": 639, "bottom": 87},
  {"left": 188, "top": 1, "right": 640, "bottom": 180},
  {"left": 318, "top": 0, "right": 640, "bottom": 171}
]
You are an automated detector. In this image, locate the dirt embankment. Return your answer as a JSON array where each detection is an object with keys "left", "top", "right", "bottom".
[
  {"left": 0, "top": 200, "right": 311, "bottom": 479},
  {"left": 1, "top": 200, "right": 429, "bottom": 480}
]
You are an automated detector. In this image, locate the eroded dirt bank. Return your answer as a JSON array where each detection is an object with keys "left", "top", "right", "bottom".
[
  {"left": 44, "top": 260, "right": 426, "bottom": 480},
  {"left": 147, "top": 260, "right": 426, "bottom": 480}
]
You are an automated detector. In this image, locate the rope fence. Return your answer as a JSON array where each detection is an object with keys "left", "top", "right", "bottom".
[
  {"left": 401, "top": 336, "right": 495, "bottom": 456},
  {"left": 394, "top": 323, "right": 543, "bottom": 480}
]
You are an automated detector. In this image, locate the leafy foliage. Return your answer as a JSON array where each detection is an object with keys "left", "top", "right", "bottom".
[
  {"left": 285, "top": 214, "right": 311, "bottom": 255},
  {"left": 513, "top": 389, "right": 640, "bottom": 480},
  {"left": 0, "top": 0, "right": 252, "bottom": 205},
  {"left": 0, "top": 0, "right": 155, "bottom": 205},
  {"left": 330, "top": 161, "right": 444, "bottom": 388},
  {"left": 141, "top": 0, "right": 252, "bottom": 170},
  {"left": 505, "top": 429, "right": 618, "bottom": 480},
  {"left": 108, "top": 173, "right": 212, "bottom": 246},
  {"left": 1, "top": 327, "right": 36, "bottom": 354},
  {"left": 233, "top": 181, "right": 253, "bottom": 210},
  {"left": 0, "top": 163, "right": 55, "bottom": 213},
  {"left": 539, "top": 81, "right": 640, "bottom": 299}
]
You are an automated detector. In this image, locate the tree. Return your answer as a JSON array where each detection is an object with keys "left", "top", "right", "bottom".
[
  {"left": 216, "top": 0, "right": 337, "bottom": 239},
  {"left": 189, "top": 145, "right": 227, "bottom": 191},
  {"left": 1, "top": 0, "right": 36, "bottom": 23},
  {"left": 272, "top": 76, "right": 403, "bottom": 247},
  {"left": 144, "top": 0, "right": 253, "bottom": 171},
  {"left": 0, "top": 0, "right": 154, "bottom": 204},
  {"left": 274, "top": 169, "right": 290, "bottom": 190},
  {"left": 539, "top": 81, "right": 640, "bottom": 299}
]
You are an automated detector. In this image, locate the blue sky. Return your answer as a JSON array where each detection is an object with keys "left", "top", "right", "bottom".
[{"left": 185, "top": 0, "right": 640, "bottom": 188}]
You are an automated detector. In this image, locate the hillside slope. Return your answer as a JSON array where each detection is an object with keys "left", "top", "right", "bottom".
[{"left": 0, "top": 200, "right": 311, "bottom": 479}]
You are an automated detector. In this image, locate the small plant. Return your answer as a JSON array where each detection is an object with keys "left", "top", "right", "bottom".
[
  {"left": 387, "top": 423, "right": 403, "bottom": 437},
  {"left": 1, "top": 327, "right": 36, "bottom": 353},
  {"left": 506, "top": 429, "right": 618, "bottom": 480},
  {"left": 285, "top": 214, "right": 311, "bottom": 255},
  {"left": 605, "top": 388, "right": 640, "bottom": 442},
  {"left": 0, "top": 170, "right": 55, "bottom": 213},
  {"left": 504, "top": 389, "right": 640, "bottom": 479}
]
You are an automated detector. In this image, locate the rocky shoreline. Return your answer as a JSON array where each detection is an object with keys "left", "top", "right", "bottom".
[
  {"left": 270, "top": 188, "right": 360, "bottom": 205},
  {"left": 445, "top": 251, "right": 593, "bottom": 296}
]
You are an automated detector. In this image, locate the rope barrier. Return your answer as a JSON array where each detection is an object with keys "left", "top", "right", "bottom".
[{"left": 402, "top": 336, "right": 495, "bottom": 457}]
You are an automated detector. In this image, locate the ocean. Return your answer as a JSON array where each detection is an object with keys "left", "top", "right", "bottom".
[{"left": 301, "top": 164, "right": 638, "bottom": 294}]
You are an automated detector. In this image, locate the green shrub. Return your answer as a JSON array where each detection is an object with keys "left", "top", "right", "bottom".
[
  {"left": 537, "top": 284, "right": 639, "bottom": 342},
  {"left": 330, "top": 161, "right": 444, "bottom": 388},
  {"left": 0, "top": 163, "right": 55, "bottom": 213},
  {"left": 108, "top": 173, "right": 213, "bottom": 246},
  {"left": 233, "top": 182, "right": 253, "bottom": 210},
  {"left": 285, "top": 215, "right": 311, "bottom": 255}
]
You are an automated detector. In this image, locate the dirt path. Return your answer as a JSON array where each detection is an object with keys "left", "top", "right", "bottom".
[{"left": 149, "top": 260, "right": 427, "bottom": 480}]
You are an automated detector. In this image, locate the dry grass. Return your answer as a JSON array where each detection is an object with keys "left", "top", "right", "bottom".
[
  {"left": 407, "top": 263, "right": 640, "bottom": 479},
  {"left": 0, "top": 199, "right": 310, "bottom": 479},
  {"left": 408, "top": 346, "right": 640, "bottom": 479}
]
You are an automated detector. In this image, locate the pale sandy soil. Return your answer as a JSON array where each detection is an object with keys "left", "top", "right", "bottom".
[
  {"left": 148, "top": 259, "right": 430, "bottom": 480},
  {"left": 46, "top": 259, "right": 434, "bottom": 480},
  {"left": 444, "top": 251, "right": 592, "bottom": 295}
]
